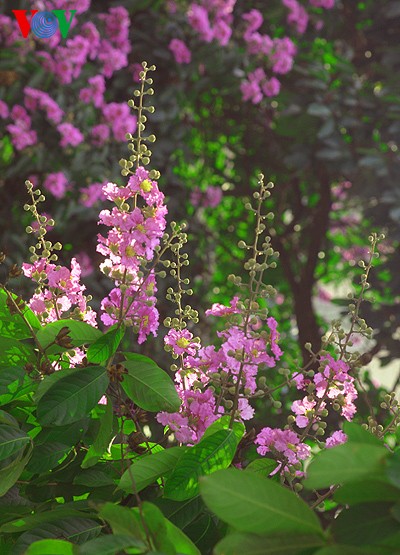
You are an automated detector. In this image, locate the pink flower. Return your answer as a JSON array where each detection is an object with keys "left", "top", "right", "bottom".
[
  {"left": 157, "top": 388, "right": 218, "bottom": 444},
  {"left": 213, "top": 19, "right": 232, "bottom": 46},
  {"left": 79, "top": 75, "right": 105, "bottom": 108},
  {"left": 169, "top": 39, "right": 192, "bottom": 64},
  {"left": 242, "top": 9, "right": 263, "bottom": 39},
  {"left": 57, "top": 122, "right": 84, "bottom": 148},
  {"left": 90, "top": 124, "right": 110, "bottom": 146},
  {"left": 325, "top": 430, "right": 347, "bottom": 448},
  {"left": 255, "top": 427, "right": 311, "bottom": 468},
  {"left": 262, "top": 77, "right": 281, "bottom": 97},
  {"left": 205, "top": 296, "right": 241, "bottom": 317},
  {"left": 291, "top": 396, "right": 325, "bottom": 428},
  {"left": 43, "top": 172, "right": 69, "bottom": 199},
  {"left": 80, "top": 182, "right": 107, "bottom": 207},
  {"left": 165, "top": 328, "right": 199, "bottom": 356},
  {"left": 188, "top": 4, "right": 213, "bottom": 42},
  {"left": 24, "top": 88, "right": 64, "bottom": 124},
  {"left": 0, "top": 100, "right": 9, "bottom": 119},
  {"left": 283, "top": 0, "right": 309, "bottom": 34}
]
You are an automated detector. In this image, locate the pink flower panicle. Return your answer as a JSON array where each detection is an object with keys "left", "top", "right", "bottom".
[
  {"left": 255, "top": 427, "right": 311, "bottom": 471},
  {"left": 22, "top": 257, "right": 97, "bottom": 326},
  {"left": 97, "top": 166, "right": 167, "bottom": 344}
]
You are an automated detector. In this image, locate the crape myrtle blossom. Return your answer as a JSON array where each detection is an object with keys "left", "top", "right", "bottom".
[
  {"left": 293, "top": 354, "right": 358, "bottom": 421},
  {"left": 158, "top": 306, "right": 282, "bottom": 444},
  {"left": 169, "top": 39, "right": 192, "bottom": 64},
  {"left": 325, "top": 429, "right": 347, "bottom": 448},
  {"left": 97, "top": 166, "right": 167, "bottom": 344},
  {"left": 255, "top": 427, "right": 311, "bottom": 471},
  {"left": 22, "top": 257, "right": 97, "bottom": 325}
]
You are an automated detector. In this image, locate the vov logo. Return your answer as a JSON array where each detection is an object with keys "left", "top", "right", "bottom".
[{"left": 12, "top": 10, "right": 76, "bottom": 39}]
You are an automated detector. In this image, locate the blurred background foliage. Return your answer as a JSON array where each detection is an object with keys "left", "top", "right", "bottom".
[{"left": 0, "top": 0, "right": 399, "bottom": 414}]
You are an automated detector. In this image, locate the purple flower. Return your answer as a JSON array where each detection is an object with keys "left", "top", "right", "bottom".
[
  {"left": 43, "top": 172, "right": 69, "bottom": 199},
  {"left": 57, "top": 122, "right": 84, "bottom": 148},
  {"left": 169, "top": 39, "right": 192, "bottom": 64},
  {"left": 325, "top": 430, "right": 347, "bottom": 448}
]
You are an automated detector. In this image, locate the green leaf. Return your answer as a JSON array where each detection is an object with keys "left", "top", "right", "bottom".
[
  {"left": 164, "top": 429, "right": 243, "bottom": 501},
  {"left": 387, "top": 450, "right": 400, "bottom": 489},
  {"left": 77, "top": 534, "right": 147, "bottom": 554},
  {"left": 121, "top": 354, "right": 180, "bottom": 413},
  {"left": 0, "top": 425, "right": 30, "bottom": 462},
  {"left": 25, "top": 539, "right": 75, "bottom": 555},
  {"left": 315, "top": 547, "right": 386, "bottom": 555},
  {"left": 332, "top": 502, "right": 400, "bottom": 546},
  {"left": 87, "top": 326, "right": 125, "bottom": 364},
  {"left": 0, "top": 289, "right": 41, "bottom": 340},
  {"left": 0, "top": 336, "right": 34, "bottom": 366},
  {"left": 304, "top": 442, "right": 388, "bottom": 490},
  {"left": 81, "top": 401, "right": 114, "bottom": 469},
  {"left": 214, "top": 532, "right": 325, "bottom": 555},
  {"left": 27, "top": 442, "right": 72, "bottom": 474},
  {"left": 246, "top": 458, "right": 279, "bottom": 477},
  {"left": 74, "top": 469, "right": 115, "bottom": 488},
  {"left": 0, "top": 506, "right": 93, "bottom": 533},
  {"left": 36, "top": 366, "right": 109, "bottom": 426},
  {"left": 155, "top": 496, "right": 203, "bottom": 530},
  {"left": 202, "top": 416, "right": 245, "bottom": 443},
  {"left": 343, "top": 422, "right": 383, "bottom": 445},
  {"left": 334, "top": 479, "right": 400, "bottom": 505},
  {"left": 119, "top": 446, "right": 185, "bottom": 494},
  {"left": 0, "top": 367, "right": 30, "bottom": 405},
  {"left": 12, "top": 517, "right": 102, "bottom": 553},
  {"left": 0, "top": 447, "right": 32, "bottom": 497},
  {"left": 99, "top": 503, "right": 145, "bottom": 540},
  {"left": 141, "top": 502, "right": 175, "bottom": 555},
  {"left": 34, "top": 368, "right": 79, "bottom": 404},
  {"left": 200, "top": 468, "right": 323, "bottom": 537},
  {"left": 164, "top": 518, "right": 201, "bottom": 555},
  {"left": 36, "top": 320, "right": 102, "bottom": 351}
]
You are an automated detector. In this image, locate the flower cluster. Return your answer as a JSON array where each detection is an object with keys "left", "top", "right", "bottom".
[
  {"left": 97, "top": 167, "right": 167, "bottom": 343},
  {"left": 255, "top": 427, "right": 311, "bottom": 471},
  {"left": 168, "top": 2, "right": 336, "bottom": 103},
  {"left": 23, "top": 257, "right": 97, "bottom": 326},
  {"left": 158, "top": 295, "right": 282, "bottom": 443}
]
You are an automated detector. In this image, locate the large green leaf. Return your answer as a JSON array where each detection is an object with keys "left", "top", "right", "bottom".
[
  {"left": 141, "top": 502, "right": 175, "bottom": 555},
  {"left": 200, "top": 468, "right": 323, "bottom": 537},
  {"left": 27, "top": 442, "right": 72, "bottom": 474},
  {"left": 119, "top": 446, "right": 185, "bottom": 494},
  {"left": 77, "top": 534, "right": 147, "bottom": 554},
  {"left": 36, "top": 366, "right": 109, "bottom": 426},
  {"left": 164, "top": 428, "right": 244, "bottom": 501},
  {"left": 121, "top": 354, "right": 180, "bottom": 412},
  {"left": 155, "top": 496, "right": 203, "bottom": 530},
  {"left": 387, "top": 450, "right": 400, "bottom": 489},
  {"left": 334, "top": 479, "right": 400, "bottom": 505},
  {"left": 163, "top": 519, "right": 201, "bottom": 555},
  {"left": 0, "top": 425, "right": 30, "bottom": 462},
  {"left": 332, "top": 502, "right": 400, "bottom": 546},
  {"left": 0, "top": 289, "right": 41, "bottom": 340},
  {"left": 304, "top": 442, "right": 388, "bottom": 490},
  {"left": 215, "top": 532, "right": 325, "bottom": 555},
  {"left": 87, "top": 326, "right": 124, "bottom": 364},
  {"left": 36, "top": 320, "right": 102, "bottom": 351},
  {"left": 0, "top": 336, "right": 34, "bottom": 366},
  {"left": 202, "top": 416, "right": 245, "bottom": 442},
  {"left": 99, "top": 503, "right": 145, "bottom": 540},
  {"left": 11, "top": 517, "right": 102, "bottom": 554},
  {"left": 0, "top": 506, "right": 92, "bottom": 533},
  {"left": 0, "top": 447, "right": 32, "bottom": 497},
  {"left": 0, "top": 366, "right": 30, "bottom": 405},
  {"left": 81, "top": 401, "right": 114, "bottom": 469},
  {"left": 25, "top": 539, "right": 75, "bottom": 555}
]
